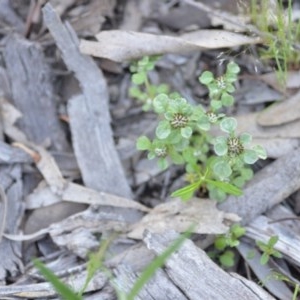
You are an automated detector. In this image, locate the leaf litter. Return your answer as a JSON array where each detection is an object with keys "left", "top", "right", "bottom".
[{"left": 0, "top": 0, "right": 299, "bottom": 299}]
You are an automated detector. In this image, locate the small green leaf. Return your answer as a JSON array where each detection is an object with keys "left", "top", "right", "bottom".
[
  {"left": 220, "top": 117, "right": 237, "bottom": 133},
  {"left": 132, "top": 72, "right": 146, "bottom": 85},
  {"left": 136, "top": 136, "right": 152, "bottom": 150},
  {"left": 199, "top": 71, "right": 214, "bottom": 84},
  {"left": 241, "top": 168, "right": 253, "bottom": 180},
  {"left": 226, "top": 61, "right": 240, "bottom": 74},
  {"left": 214, "top": 236, "right": 227, "bottom": 250},
  {"left": 231, "top": 224, "right": 246, "bottom": 238},
  {"left": 268, "top": 235, "right": 279, "bottom": 247},
  {"left": 34, "top": 260, "right": 82, "bottom": 300},
  {"left": 157, "top": 84, "right": 169, "bottom": 94},
  {"left": 169, "top": 148, "right": 184, "bottom": 164},
  {"left": 214, "top": 141, "right": 228, "bottom": 156},
  {"left": 147, "top": 152, "right": 155, "bottom": 160},
  {"left": 157, "top": 157, "right": 168, "bottom": 170},
  {"left": 233, "top": 176, "right": 245, "bottom": 187},
  {"left": 225, "top": 83, "right": 235, "bottom": 93},
  {"left": 253, "top": 145, "right": 267, "bottom": 159},
  {"left": 206, "top": 179, "right": 242, "bottom": 196},
  {"left": 156, "top": 120, "right": 171, "bottom": 139},
  {"left": 243, "top": 149, "right": 259, "bottom": 164},
  {"left": 260, "top": 253, "right": 270, "bottom": 265},
  {"left": 211, "top": 100, "right": 222, "bottom": 110},
  {"left": 220, "top": 250, "right": 235, "bottom": 267},
  {"left": 213, "top": 160, "right": 232, "bottom": 180},
  {"left": 221, "top": 93, "right": 234, "bottom": 107},
  {"left": 171, "top": 181, "right": 202, "bottom": 201},
  {"left": 239, "top": 133, "right": 252, "bottom": 145},
  {"left": 153, "top": 94, "right": 169, "bottom": 113},
  {"left": 272, "top": 251, "right": 283, "bottom": 258},
  {"left": 181, "top": 126, "right": 193, "bottom": 139}
]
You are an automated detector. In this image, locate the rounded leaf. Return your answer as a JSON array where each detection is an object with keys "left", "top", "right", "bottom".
[
  {"left": 220, "top": 250, "right": 235, "bottom": 267},
  {"left": 156, "top": 120, "right": 171, "bottom": 139},
  {"left": 181, "top": 126, "right": 192, "bottom": 139},
  {"left": 213, "top": 160, "right": 232, "bottom": 180},
  {"left": 214, "top": 237, "right": 227, "bottom": 250},
  {"left": 132, "top": 72, "right": 146, "bottom": 85},
  {"left": 241, "top": 168, "right": 254, "bottom": 180},
  {"left": 243, "top": 149, "right": 259, "bottom": 164},
  {"left": 153, "top": 94, "right": 169, "bottom": 113},
  {"left": 136, "top": 136, "right": 151, "bottom": 150},
  {"left": 211, "top": 100, "right": 222, "bottom": 110},
  {"left": 221, "top": 93, "right": 234, "bottom": 107},
  {"left": 199, "top": 71, "right": 214, "bottom": 84},
  {"left": 220, "top": 117, "right": 237, "bottom": 133},
  {"left": 158, "top": 157, "right": 168, "bottom": 170},
  {"left": 226, "top": 61, "right": 240, "bottom": 74},
  {"left": 253, "top": 145, "right": 267, "bottom": 159},
  {"left": 232, "top": 176, "right": 245, "bottom": 188},
  {"left": 239, "top": 133, "right": 252, "bottom": 145},
  {"left": 214, "top": 141, "right": 228, "bottom": 156}
]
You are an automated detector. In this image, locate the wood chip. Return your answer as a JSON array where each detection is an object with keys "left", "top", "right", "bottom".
[
  {"left": 143, "top": 230, "right": 275, "bottom": 300},
  {"left": 128, "top": 198, "right": 240, "bottom": 239},
  {"left": 219, "top": 147, "right": 300, "bottom": 225},
  {"left": 43, "top": 4, "right": 132, "bottom": 197},
  {"left": 257, "top": 90, "right": 300, "bottom": 126},
  {"left": 3, "top": 34, "right": 69, "bottom": 151},
  {"left": 80, "top": 30, "right": 261, "bottom": 62}
]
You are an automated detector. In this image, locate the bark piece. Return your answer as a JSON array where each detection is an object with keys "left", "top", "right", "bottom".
[
  {"left": 3, "top": 34, "right": 69, "bottom": 151},
  {"left": 80, "top": 30, "right": 261, "bottom": 62},
  {"left": 0, "top": 165, "right": 24, "bottom": 282},
  {"left": 219, "top": 147, "right": 300, "bottom": 225},
  {"left": 143, "top": 230, "right": 275, "bottom": 300},
  {"left": 0, "top": 140, "right": 32, "bottom": 163},
  {"left": 114, "top": 264, "right": 186, "bottom": 300},
  {"left": 246, "top": 215, "right": 300, "bottom": 268},
  {"left": 128, "top": 198, "right": 240, "bottom": 239},
  {"left": 42, "top": 4, "right": 131, "bottom": 198}
]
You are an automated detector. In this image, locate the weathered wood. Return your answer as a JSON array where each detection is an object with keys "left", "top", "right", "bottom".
[
  {"left": 219, "top": 147, "right": 300, "bottom": 225},
  {"left": 0, "top": 140, "right": 32, "bottom": 163},
  {"left": 0, "top": 0, "right": 25, "bottom": 33},
  {"left": 42, "top": 4, "right": 132, "bottom": 198},
  {"left": 0, "top": 165, "right": 24, "bottom": 282},
  {"left": 143, "top": 230, "right": 275, "bottom": 300},
  {"left": 3, "top": 34, "right": 69, "bottom": 151},
  {"left": 238, "top": 241, "right": 293, "bottom": 300},
  {"left": 246, "top": 215, "right": 300, "bottom": 268},
  {"left": 114, "top": 264, "right": 187, "bottom": 299}
]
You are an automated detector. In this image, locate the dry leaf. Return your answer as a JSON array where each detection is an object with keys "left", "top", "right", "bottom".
[
  {"left": 257, "top": 90, "right": 300, "bottom": 126},
  {"left": 80, "top": 30, "right": 261, "bottom": 62},
  {"left": 128, "top": 198, "right": 240, "bottom": 239},
  {"left": 235, "top": 112, "right": 300, "bottom": 138},
  {"left": 252, "top": 137, "right": 300, "bottom": 158},
  {"left": 15, "top": 143, "right": 150, "bottom": 212}
]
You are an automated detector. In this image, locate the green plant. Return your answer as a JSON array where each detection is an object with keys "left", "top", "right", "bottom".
[
  {"left": 212, "top": 224, "right": 246, "bottom": 268},
  {"left": 250, "top": 0, "right": 300, "bottom": 85},
  {"left": 265, "top": 272, "right": 300, "bottom": 300},
  {"left": 34, "top": 228, "right": 193, "bottom": 300},
  {"left": 129, "top": 56, "right": 171, "bottom": 111},
  {"left": 135, "top": 59, "right": 267, "bottom": 201},
  {"left": 256, "top": 235, "right": 282, "bottom": 265}
]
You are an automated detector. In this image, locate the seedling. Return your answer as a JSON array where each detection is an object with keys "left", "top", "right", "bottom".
[
  {"left": 134, "top": 58, "right": 267, "bottom": 201},
  {"left": 213, "top": 224, "right": 246, "bottom": 268},
  {"left": 34, "top": 228, "right": 193, "bottom": 300},
  {"left": 256, "top": 235, "right": 282, "bottom": 265},
  {"left": 250, "top": 0, "right": 300, "bottom": 85}
]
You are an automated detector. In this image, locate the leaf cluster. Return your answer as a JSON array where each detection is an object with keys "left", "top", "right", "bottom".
[
  {"left": 212, "top": 224, "right": 246, "bottom": 268},
  {"left": 134, "top": 58, "right": 267, "bottom": 201}
]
